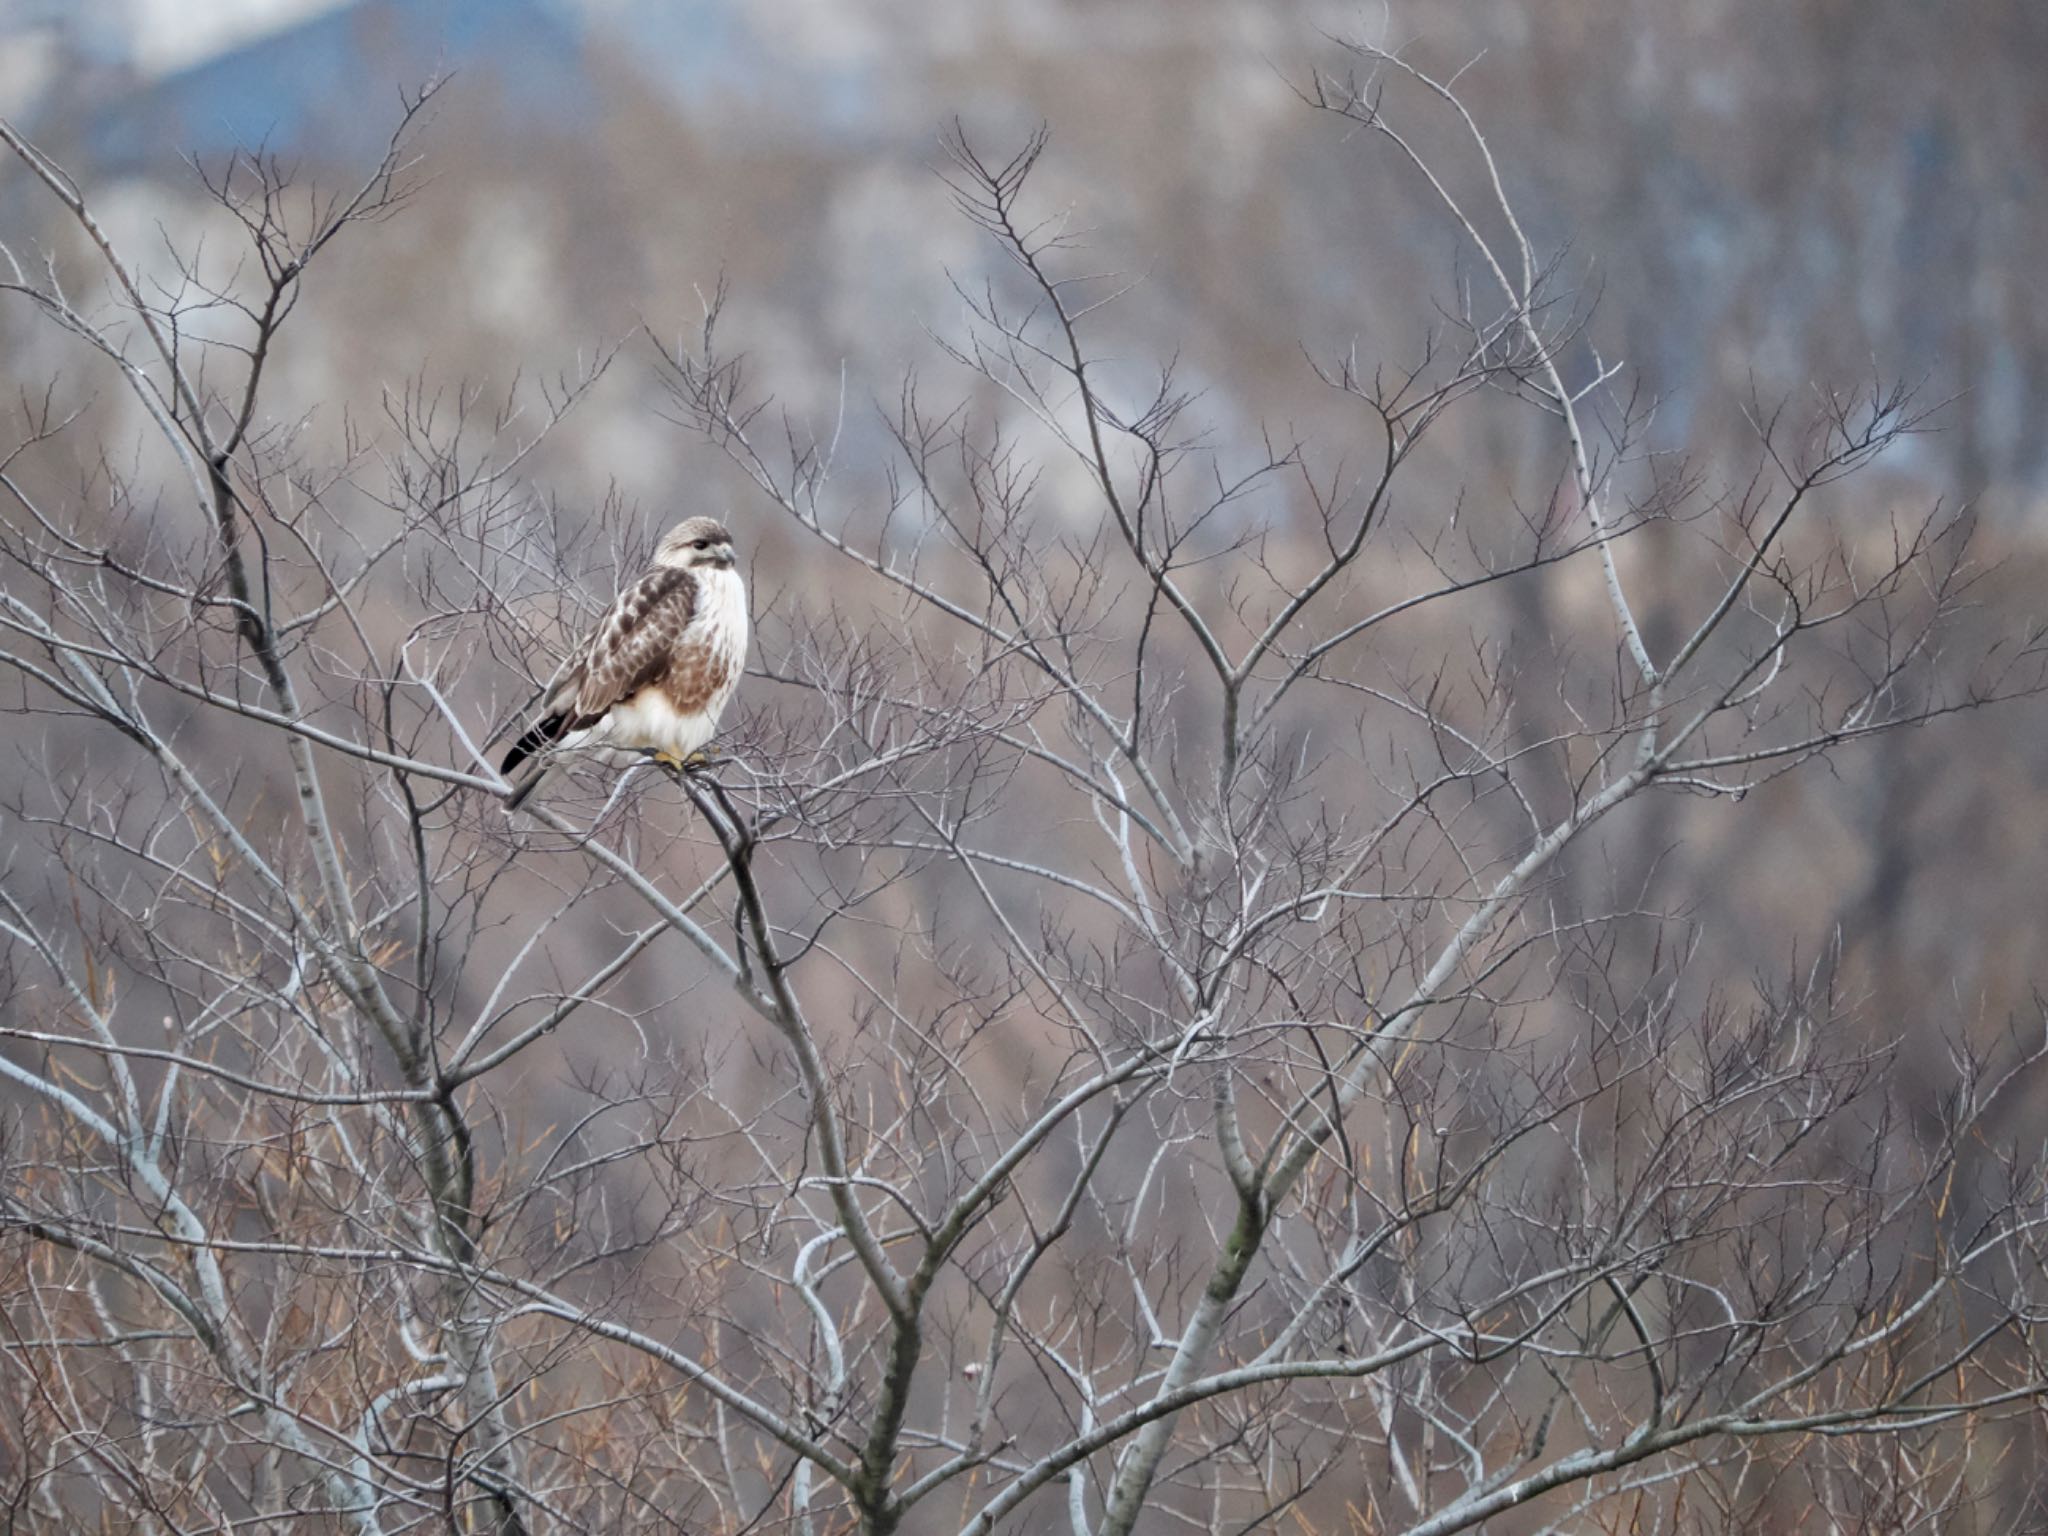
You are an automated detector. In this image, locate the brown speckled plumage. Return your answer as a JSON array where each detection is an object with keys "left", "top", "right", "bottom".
[
  {"left": 569, "top": 567, "right": 700, "bottom": 723},
  {"left": 501, "top": 517, "right": 748, "bottom": 809},
  {"left": 660, "top": 637, "right": 739, "bottom": 718}
]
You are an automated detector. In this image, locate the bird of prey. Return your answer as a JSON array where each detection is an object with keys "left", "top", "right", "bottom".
[{"left": 501, "top": 516, "right": 748, "bottom": 811}]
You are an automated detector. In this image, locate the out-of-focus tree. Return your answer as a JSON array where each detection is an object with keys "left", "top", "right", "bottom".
[{"left": 1, "top": 38, "right": 2046, "bottom": 1536}]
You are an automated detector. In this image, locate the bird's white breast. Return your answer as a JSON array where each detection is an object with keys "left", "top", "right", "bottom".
[
  {"left": 694, "top": 567, "right": 750, "bottom": 701},
  {"left": 566, "top": 567, "right": 749, "bottom": 763}
]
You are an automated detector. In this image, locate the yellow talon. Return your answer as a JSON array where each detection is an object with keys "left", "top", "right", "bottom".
[{"left": 652, "top": 749, "right": 685, "bottom": 770}]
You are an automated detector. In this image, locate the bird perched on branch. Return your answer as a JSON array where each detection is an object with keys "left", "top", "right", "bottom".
[{"left": 501, "top": 516, "right": 748, "bottom": 811}]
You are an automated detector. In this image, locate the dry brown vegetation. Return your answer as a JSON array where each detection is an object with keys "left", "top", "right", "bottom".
[{"left": 2, "top": 13, "right": 2048, "bottom": 1535}]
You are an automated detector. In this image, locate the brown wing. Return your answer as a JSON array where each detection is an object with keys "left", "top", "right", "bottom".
[
  {"left": 563, "top": 566, "right": 698, "bottom": 724},
  {"left": 501, "top": 567, "right": 697, "bottom": 775}
]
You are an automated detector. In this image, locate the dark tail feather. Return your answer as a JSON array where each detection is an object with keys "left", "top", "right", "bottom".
[
  {"left": 503, "top": 762, "right": 551, "bottom": 812},
  {"left": 501, "top": 713, "right": 565, "bottom": 777},
  {"left": 501, "top": 713, "right": 566, "bottom": 811}
]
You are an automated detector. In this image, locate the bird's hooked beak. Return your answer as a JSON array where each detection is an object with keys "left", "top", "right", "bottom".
[{"left": 713, "top": 546, "right": 737, "bottom": 569}]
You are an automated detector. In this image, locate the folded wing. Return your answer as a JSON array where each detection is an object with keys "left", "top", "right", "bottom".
[{"left": 501, "top": 567, "right": 698, "bottom": 777}]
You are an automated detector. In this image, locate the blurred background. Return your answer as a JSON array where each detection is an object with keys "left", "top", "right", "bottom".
[
  {"left": 5, "top": 0, "right": 2044, "bottom": 1091},
  {"left": 5, "top": 2, "right": 2048, "bottom": 1526}
]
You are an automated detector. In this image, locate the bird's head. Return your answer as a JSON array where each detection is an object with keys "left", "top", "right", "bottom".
[{"left": 655, "top": 516, "right": 738, "bottom": 572}]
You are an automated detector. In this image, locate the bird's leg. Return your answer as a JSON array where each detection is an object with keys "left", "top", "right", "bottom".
[{"left": 649, "top": 748, "right": 719, "bottom": 773}]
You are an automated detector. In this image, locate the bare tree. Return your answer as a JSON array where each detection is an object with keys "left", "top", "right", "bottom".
[{"left": 1, "top": 40, "right": 2045, "bottom": 1536}]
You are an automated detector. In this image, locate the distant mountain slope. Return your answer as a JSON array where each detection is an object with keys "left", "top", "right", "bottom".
[{"left": 87, "top": 0, "right": 597, "bottom": 170}]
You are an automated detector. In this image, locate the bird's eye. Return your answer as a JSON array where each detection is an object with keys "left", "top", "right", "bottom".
[{"left": 692, "top": 539, "right": 708, "bottom": 550}]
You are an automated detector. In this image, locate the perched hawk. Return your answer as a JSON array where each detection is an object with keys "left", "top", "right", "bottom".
[{"left": 501, "top": 516, "right": 748, "bottom": 810}]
